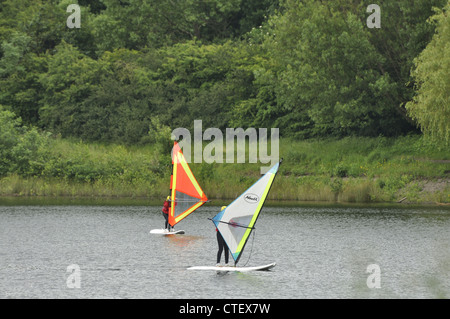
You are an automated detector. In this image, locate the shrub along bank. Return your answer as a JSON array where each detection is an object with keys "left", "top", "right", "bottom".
[{"left": 0, "top": 132, "right": 448, "bottom": 204}]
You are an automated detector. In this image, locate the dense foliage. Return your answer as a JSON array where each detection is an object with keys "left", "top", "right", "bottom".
[
  {"left": 406, "top": 2, "right": 450, "bottom": 147},
  {"left": 0, "top": 0, "right": 448, "bottom": 145}
]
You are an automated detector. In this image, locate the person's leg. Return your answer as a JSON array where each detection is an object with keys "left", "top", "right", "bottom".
[
  {"left": 163, "top": 213, "right": 169, "bottom": 229},
  {"left": 217, "top": 232, "right": 224, "bottom": 264},
  {"left": 224, "top": 245, "right": 229, "bottom": 264}
]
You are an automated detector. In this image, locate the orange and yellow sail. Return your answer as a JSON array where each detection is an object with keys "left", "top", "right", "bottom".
[{"left": 169, "top": 141, "right": 208, "bottom": 226}]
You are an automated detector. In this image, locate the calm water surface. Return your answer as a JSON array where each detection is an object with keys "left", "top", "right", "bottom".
[{"left": 0, "top": 204, "right": 449, "bottom": 298}]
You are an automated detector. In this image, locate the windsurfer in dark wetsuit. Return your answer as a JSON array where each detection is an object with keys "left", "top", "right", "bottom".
[
  {"left": 216, "top": 206, "right": 230, "bottom": 266},
  {"left": 162, "top": 196, "right": 172, "bottom": 232}
]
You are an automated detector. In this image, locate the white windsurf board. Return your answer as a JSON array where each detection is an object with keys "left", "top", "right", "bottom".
[
  {"left": 187, "top": 262, "right": 276, "bottom": 272},
  {"left": 150, "top": 229, "right": 185, "bottom": 235}
]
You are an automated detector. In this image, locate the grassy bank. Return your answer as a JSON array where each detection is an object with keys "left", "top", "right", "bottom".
[{"left": 0, "top": 136, "right": 449, "bottom": 204}]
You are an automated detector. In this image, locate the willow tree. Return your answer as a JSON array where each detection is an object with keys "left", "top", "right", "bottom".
[{"left": 406, "top": 3, "right": 450, "bottom": 147}]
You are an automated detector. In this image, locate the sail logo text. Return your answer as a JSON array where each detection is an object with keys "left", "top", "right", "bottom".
[
  {"left": 244, "top": 193, "right": 259, "bottom": 203},
  {"left": 172, "top": 120, "right": 279, "bottom": 174}
]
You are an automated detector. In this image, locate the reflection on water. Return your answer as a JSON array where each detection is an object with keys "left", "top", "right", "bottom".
[{"left": 0, "top": 203, "right": 449, "bottom": 298}]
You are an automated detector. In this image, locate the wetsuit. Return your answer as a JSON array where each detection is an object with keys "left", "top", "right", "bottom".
[{"left": 162, "top": 200, "right": 170, "bottom": 230}]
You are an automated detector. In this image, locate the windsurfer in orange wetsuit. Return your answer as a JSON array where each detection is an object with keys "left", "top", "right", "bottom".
[
  {"left": 216, "top": 206, "right": 230, "bottom": 266},
  {"left": 162, "top": 196, "right": 172, "bottom": 232}
]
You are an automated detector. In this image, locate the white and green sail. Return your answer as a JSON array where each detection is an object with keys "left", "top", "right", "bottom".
[{"left": 211, "top": 160, "right": 282, "bottom": 264}]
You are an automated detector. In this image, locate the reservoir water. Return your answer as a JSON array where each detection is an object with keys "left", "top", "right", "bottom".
[{"left": 0, "top": 203, "right": 449, "bottom": 298}]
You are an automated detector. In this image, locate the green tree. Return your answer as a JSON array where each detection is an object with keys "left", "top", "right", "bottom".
[
  {"left": 0, "top": 107, "right": 21, "bottom": 175},
  {"left": 236, "top": 0, "right": 279, "bottom": 35},
  {"left": 91, "top": 0, "right": 278, "bottom": 54},
  {"left": 0, "top": 1, "right": 97, "bottom": 126},
  {"left": 0, "top": 32, "right": 46, "bottom": 124},
  {"left": 80, "top": 49, "right": 157, "bottom": 143},
  {"left": 40, "top": 44, "right": 160, "bottom": 144},
  {"left": 366, "top": 0, "right": 447, "bottom": 129},
  {"left": 261, "top": 0, "right": 400, "bottom": 137},
  {"left": 39, "top": 41, "right": 105, "bottom": 137},
  {"left": 406, "top": 3, "right": 450, "bottom": 147},
  {"left": 0, "top": 106, "right": 48, "bottom": 176},
  {"left": 151, "top": 40, "right": 265, "bottom": 131}
]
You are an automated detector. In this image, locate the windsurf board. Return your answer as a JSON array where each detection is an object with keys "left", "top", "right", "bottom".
[
  {"left": 187, "top": 262, "right": 276, "bottom": 272},
  {"left": 150, "top": 229, "right": 185, "bottom": 235}
]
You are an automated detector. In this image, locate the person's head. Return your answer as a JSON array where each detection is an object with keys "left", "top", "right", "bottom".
[
  {"left": 167, "top": 196, "right": 171, "bottom": 201},
  {"left": 221, "top": 206, "right": 227, "bottom": 211}
]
